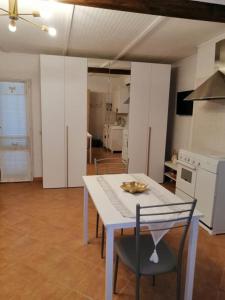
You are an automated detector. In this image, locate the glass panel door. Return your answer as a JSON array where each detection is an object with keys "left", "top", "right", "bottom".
[{"left": 0, "top": 82, "right": 32, "bottom": 182}]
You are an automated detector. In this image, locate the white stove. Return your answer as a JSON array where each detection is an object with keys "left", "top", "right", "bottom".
[
  {"left": 178, "top": 149, "right": 220, "bottom": 173},
  {"left": 176, "top": 149, "right": 225, "bottom": 234}
]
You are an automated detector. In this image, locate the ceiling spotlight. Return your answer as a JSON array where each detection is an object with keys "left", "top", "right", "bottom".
[
  {"left": 8, "top": 19, "right": 16, "bottom": 32},
  {"left": 48, "top": 27, "right": 57, "bottom": 37}
]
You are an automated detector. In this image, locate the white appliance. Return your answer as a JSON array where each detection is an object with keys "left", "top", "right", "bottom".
[
  {"left": 108, "top": 125, "right": 123, "bottom": 152},
  {"left": 176, "top": 149, "right": 225, "bottom": 234},
  {"left": 40, "top": 55, "right": 87, "bottom": 188},
  {"left": 103, "top": 124, "right": 123, "bottom": 152},
  {"left": 128, "top": 62, "right": 171, "bottom": 183}
]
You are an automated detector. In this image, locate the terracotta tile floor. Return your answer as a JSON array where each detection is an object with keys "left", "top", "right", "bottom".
[
  {"left": 0, "top": 182, "right": 225, "bottom": 300},
  {"left": 0, "top": 149, "right": 224, "bottom": 299}
]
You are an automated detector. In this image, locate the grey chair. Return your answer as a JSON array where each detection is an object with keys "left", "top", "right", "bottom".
[
  {"left": 94, "top": 157, "right": 128, "bottom": 258},
  {"left": 113, "top": 199, "right": 197, "bottom": 300}
]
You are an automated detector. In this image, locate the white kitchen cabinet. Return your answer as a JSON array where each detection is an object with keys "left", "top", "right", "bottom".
[
  {"left": 128, "top": 62, "right": 171, "bottom": 183},
  {"left": 108, "top": 126, "right": 123, "bottom": 152},
  {"left": 112, "top": 86, "right": 129, "bottom": 114},
  {"left": 40, "top": 55, "right": 87, "bottom": 188}
]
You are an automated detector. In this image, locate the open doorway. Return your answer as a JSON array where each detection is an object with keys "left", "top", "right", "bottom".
[
  {"left": 87, "top": 59, "right": 130, "bottom": 174},
  {"left": 0, "top": 81, "right": 32, "bottom": 182}
]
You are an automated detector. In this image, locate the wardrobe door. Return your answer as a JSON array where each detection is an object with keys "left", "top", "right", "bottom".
[
  {"left": 128, "top": 62, "right": 151, "bottom": 174},
  {"left": 128, "top": 62, "right": 171, "bottom": 183},
  {"left": 147, "top": 64, "right": 171, "bottom": 183},
  {"left": 65, "top": 57, "right": 87, "bottom": 187},
  {"left": 40, "top": 55, "right": 66, "bottom": 188}
]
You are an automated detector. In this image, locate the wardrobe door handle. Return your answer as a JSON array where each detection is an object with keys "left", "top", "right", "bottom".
[
  {"left": 147, "top": 126, "right": 151, "bottom": 175},
  {"left": 66, "top": 125, "right": 69, "bottom": 188}
]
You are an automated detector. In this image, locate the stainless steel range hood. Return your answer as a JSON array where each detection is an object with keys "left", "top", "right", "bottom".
[{"left": 185, "top": 71, "right": 225, "bottom": 101}]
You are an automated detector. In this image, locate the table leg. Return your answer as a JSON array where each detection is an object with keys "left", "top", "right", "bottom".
[
  {"left": 184, "top": 217, "right": 199, "bottom": 300},
  {"left": 105, "top": 226, "right": 114, "bottom": 300},
  {"left": 83, "top": 185, "right": 89, "bottom": 244}
]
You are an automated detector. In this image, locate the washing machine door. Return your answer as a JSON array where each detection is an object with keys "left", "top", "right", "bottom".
[{"left": 195, "top": 168, "right": 216, "bottom": 229}]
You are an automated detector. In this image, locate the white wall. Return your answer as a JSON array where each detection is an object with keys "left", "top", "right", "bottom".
[
  {"left": 171, "top": 31, "right": 225, "bottom": 156},
  {"left": 0, "top": 52, "right": 42, "bottom": 177},
  {"left": 191, "top": 33, "right": 225, "bottom": 154},
  {"left": 170, "top": 54, "right": 197, "bottom": 153},
  {"left": 88, "top": 75, "right": 127, "bottom": 94}
]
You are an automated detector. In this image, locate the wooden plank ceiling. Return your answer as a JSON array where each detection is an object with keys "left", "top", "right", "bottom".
[{"left": 59, "top": 0, "right": 225, "bottom": 23}]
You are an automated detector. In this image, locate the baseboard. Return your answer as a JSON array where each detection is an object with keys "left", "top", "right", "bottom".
[{"left": 33, "top": 177, "right": 43, "bottom": 182}]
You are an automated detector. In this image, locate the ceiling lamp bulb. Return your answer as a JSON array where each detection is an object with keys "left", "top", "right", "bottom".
[
  {"left": 41, "top": 25, "right": 48, "bottom": 32},
  {"left": 48, "top": 27, "right": 57, "bottom": 37},
  {"left": 8, "top": 20, "right": 17, "bottom": 32}
]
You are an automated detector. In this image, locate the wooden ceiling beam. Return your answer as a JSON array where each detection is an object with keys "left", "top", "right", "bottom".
[
  {"left": 59, "top": 0, "right": 225, "bottom": 23},
  {"left": 88, "top": 67, "right": 130, "bottom": 75}
]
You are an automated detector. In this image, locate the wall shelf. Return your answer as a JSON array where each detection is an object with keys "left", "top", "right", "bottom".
[
  {"left": 165, "top": 161, "right": 177, "bottom": 171},
  {"left": 164, "top": 161, "right": 177, "bottom": 183},
  {"left": 164, "top": 171, "right": 176, "bottom": 182}
]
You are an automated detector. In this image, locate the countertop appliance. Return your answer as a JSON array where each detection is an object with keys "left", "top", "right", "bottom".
[{"left": 176, "top": 149, "right": 225, "bottom": 234}]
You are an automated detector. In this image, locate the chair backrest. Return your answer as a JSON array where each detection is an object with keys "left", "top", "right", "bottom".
[
  {"left": 135, "top": 199, "right": 197, "bottom": 272},
  {"left": 94, "top": 157, "right": 128, "bottom": 175}
]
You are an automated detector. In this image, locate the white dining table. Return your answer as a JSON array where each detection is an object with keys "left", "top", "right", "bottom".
[{"left": 83, "top": 173, "right": 202, "bottom": 300}]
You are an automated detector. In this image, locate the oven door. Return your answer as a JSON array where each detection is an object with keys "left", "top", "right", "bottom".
[{"left": 176, "top": 161, "right": 197, "bottom": 198}]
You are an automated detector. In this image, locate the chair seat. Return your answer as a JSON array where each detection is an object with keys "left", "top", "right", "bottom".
[{"left": 114, "top": 234, "right": 177, "bottom": 276}]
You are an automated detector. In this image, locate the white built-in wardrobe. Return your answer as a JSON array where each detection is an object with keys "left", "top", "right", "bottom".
[
  {"left": 128, "top": 62, "right": 171, "bottom": 183},
  {"left": 40, "top": 55, "right": 87, "bottom": 188},
  {"left": 40, "top": 58, "right": 170, "bottom": 188}
]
